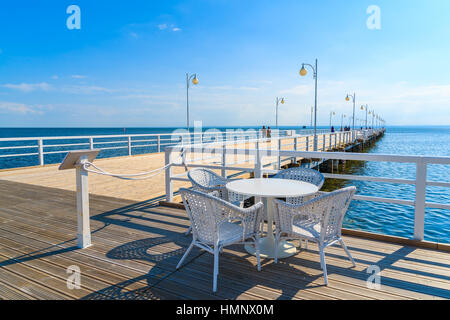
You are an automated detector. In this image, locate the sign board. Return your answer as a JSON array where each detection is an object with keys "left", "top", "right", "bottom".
[{"left": 59, "top": 150, "right": 100, "bottom": 170}]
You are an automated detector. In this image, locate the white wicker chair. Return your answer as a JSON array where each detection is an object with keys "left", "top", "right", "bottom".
[
  {"left": 187, "top": 168, "right": 249, "bottom": 205},
  {"left": 273, "top": 187, "right": 357, "bottom": 285},
  {"left": 177, "top": 188, "right": 264, "bottom": 292},
  {"left": 273, "top": 167, "right": 325, "bottom": 205},
  {"left": 186, "top": 168, "right": 250, "bottom": 234}
]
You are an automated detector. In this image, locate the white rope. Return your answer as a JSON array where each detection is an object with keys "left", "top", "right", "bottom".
[{"left": 82, "top": 149, "right": 186, "bottom": 181}]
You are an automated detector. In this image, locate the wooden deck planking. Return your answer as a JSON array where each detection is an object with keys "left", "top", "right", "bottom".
[{"left": 0, "top": 180, "right": 448, "bottom": 300}]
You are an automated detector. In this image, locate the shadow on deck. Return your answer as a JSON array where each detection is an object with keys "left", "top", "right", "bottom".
[{"left": 0, "top": 180, "right": 448, "bottom": 300}]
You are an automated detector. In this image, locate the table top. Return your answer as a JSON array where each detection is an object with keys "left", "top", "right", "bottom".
[{"left": 226, "top": 178, "right": 319, "bottom": 198}]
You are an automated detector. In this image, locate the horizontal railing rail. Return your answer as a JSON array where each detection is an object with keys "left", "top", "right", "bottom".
[{"left": 0, "top": 128, "right": 338, "bottom": 168}]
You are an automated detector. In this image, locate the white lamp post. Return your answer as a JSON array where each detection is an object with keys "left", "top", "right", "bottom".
[
  {"left": 275, "top": 97, "right": 285, "bottom": 129},
  {"left": 345, "top": 93, "right": 356, "bottom": 130},
  {"left": 186, "top": 73, "right": 199, "bottom": 132},
  {"left": 300, "top": 59, "right": 319, "bottom": 150}
]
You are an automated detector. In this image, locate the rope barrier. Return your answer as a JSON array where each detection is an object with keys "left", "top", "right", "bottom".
[{"left": 82, "top": 148, "right": 186, "bottom": 181}]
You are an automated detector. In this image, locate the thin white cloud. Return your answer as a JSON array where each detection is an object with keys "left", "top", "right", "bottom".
[
  {"left": 51, "top": 75, "right": 59, "bottom": 80},
  {"left": 157, "top": 23, "right": 181, "bottom": 32},
  {"left": 0, "top": 102, "right": 44, "bottom": 115},
  {"left": 2, "top": 82, "right": 52, "bottom": 92},
  {"left": 61, "top": 85, "right": 112, "bottom": 94},
  {"left": 71, "top": 75, "right": 87, "bottom": 79}
]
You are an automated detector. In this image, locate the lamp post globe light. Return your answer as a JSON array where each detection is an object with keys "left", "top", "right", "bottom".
[
  {"left": 345, "top": 93, "right": 356, "bottom": 130},
  {"left": 186, "top": 73, "right": 199, "bottom": 132},
  {"left": 299, "top": 59, "right": 318, "bottom": 150},
  {"left": 361, "top": 104, "right": 369, "bottom": 129},
  {"left": 275, "top": 97, "right": 285, "bottom": 129}
]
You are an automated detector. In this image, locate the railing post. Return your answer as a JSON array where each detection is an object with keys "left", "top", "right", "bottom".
[
  {"left": 254, "top": 151, "right": 263, "bottom": 179},
  {"left": 293, "top": 137, "right": 298, "bottom": 164},
  {"left": 278, "top": 138, "right": 282, "bottom": 170},
  {"left": 157, "top": 135, "right": 161, "bottom": 153},
  {"left": 329, "top": 133, "right": 332, "bottom": 150},
  {"left": 128, "top": 136, "right": 132, "bottom": 156},
  {"left": 322, "top": 134, "right": 326, "bottom": 151},
  {"left": 414, "top": 160, "right": 427, "bottom": 241},
  {"left": 334, "top": 133, "right": 337, "bottom": 149},
  {"left": 89, "top": 137, "right": 94, "bottom": 150},
  {"left": 305, "top": 136, "right": 309, "bottom": 151},
  {"left": 76, "top": 155, "right": 91, "bottom": 248},
  {"left": 165, "top": 148, "right": 174, "bottom": 202},
  {"left": 38, "top": 139, "right": 44, "bottom": 166},
  {"left": 221, "top": 143, "right": 227, "bottom": 178}
]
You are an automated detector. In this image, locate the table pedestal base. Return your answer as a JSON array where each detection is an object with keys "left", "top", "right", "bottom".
[{"left": 245, "top": 237, "right": 297, "bottom": 259}]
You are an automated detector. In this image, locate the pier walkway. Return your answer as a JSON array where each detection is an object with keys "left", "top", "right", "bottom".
[{"left": 2, "top": 128, "right": 448, "bottom": 300}]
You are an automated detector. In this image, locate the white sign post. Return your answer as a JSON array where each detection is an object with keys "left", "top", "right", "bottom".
[{"left": 59, "top": 150, "right": 100, "bottom": 249}]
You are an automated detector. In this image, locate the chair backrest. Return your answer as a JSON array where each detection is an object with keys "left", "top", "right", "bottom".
[
  {"left": 273, "top": 186, "right": 356, "bottom": 243},
  {"left": 180, "top": 188, "right": 223, "bottom": 244},
  {"left": 274, "top": 167, "right": 325, "bottom": 189},
  {"left": 187, "top": 168, "right": 226, "bottom": 190},
  {"left": 319, "top": 187, "right": 356, "bottom": 242},
  {"left": 180, "top": 188, "right": 262, "bottom": 245}
]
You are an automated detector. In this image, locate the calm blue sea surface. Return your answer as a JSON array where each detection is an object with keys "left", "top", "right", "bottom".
[
  {"left": 340, "top": 126, "right": 450, "bottom": 243},
  {"left": 0, "top": 126, "right": 448, "bottom": 243}
]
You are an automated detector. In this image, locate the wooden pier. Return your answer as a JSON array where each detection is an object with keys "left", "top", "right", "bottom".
[
  {"left": 0, "top": 180, "right": 449, "bottom": 300},
  {"left": 1, "top": 129, "right": 449, "bottom": 300}
]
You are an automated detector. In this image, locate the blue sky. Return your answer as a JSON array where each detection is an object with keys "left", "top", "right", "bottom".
[{"left": 1, "top": 0, "right": 450, "bottom": 127}]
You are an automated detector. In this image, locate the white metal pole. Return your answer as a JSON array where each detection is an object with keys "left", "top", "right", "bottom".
[
  {"left": 165, "top": 149, "right": 173, "bottom": 202},
  {"left": 186, "top": 73, "right": 190, "bottom": 132},
  {"left": 313, "top": 59, "right": 318, "bottom": 151},
  {"left": 414, "top": 161, "right": 427, "bottom": 240},
  {"left": 76, "top": 155, "right": 91, "bottom": 248}
]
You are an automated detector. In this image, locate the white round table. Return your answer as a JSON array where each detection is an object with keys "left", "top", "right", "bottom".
[{"left": 226, "top": 178, "right": 319, "bottom": 259}]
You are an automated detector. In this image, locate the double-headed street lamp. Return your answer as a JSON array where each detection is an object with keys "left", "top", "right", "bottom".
[
  {"left": 275, "top": 97, "right": 285, "bottom": 129},
  {"left": 369, "top": 110, "right": 375, "bottom": 128},
  {"left": 341, "top": 114, "right": 346, "bottom": 131},
  {"left": 299, "top": 59, "right": 318, "bottom": 150},
  {"left": 345, "top": 93, "right": 356, "bottom": 130},
  {"left": 329, "top": 111, "right": 335, "bottom": 128},
  {"left": 361, "top": 104, "right": 368, "bottom": 129},
  {"left": 186, "top": 73, "right": 199, "bottom": 132}
]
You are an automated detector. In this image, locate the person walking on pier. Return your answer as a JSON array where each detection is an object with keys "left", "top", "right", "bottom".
[
  {"left": 262, "top": 125, "right": 267, "bottom": 138},
  {"left": 267, "top": 126, "right": 272, "bottom": 138},
  {"left": 331, "top": 126, "right": 335, "bottom": 133}
]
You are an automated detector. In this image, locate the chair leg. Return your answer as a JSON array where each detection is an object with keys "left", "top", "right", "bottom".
[
  {"left": 339, "top": 238, "right": 356, "bottom": 266},
  {"left": 176, "top": 241, "right": 194, "bottom": 269},
  {"left": 213, "top": 246, "right": 220, "bottom": 292},
  {"left": 255, "top": 236, "right": 261, "bottom": 271},
  {"left": 184, "top": 225, "right": 192, "bottom": 235},
  {"left": 319, "top": 247, "right": 328, "bottom": 286}
]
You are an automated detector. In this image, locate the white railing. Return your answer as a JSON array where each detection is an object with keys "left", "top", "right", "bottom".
[
  {"left": 0, "top": 129, "right": 332, "bottom": 168},
  {"left": 164, "top": 128, "right": 450, "bottom": 241}
]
